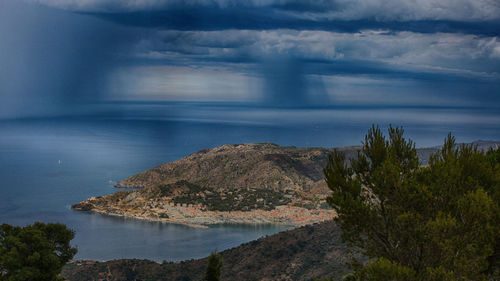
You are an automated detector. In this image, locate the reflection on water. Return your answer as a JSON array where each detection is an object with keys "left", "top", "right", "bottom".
[{"left": 0, "top": 103, "right": 499, "bottom": 261}]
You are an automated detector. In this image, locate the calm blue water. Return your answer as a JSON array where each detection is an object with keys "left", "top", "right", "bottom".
[{"left": 0, "top": 103, "right": 499, "bottom": 261}]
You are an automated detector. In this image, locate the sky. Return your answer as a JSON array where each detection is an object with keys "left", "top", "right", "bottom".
[{"left": 1, "top": 0, "right": 500, "bottom": 118}]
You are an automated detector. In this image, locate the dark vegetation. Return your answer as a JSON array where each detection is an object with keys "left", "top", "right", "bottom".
[
  {"left": 86, "top": 180, "right": 293, "bottom": 212},
  {"left": 0, "top": 222, "right": 77, "bottom": 281},
  {"left": 203, "top": 252, "right": 223, "bottom": 281},
  {"left": 164, "top": 182, "right": 291, "bottom": 211},
  {"left": 324, "top": 126, "right": 500, "bottom": 281}
]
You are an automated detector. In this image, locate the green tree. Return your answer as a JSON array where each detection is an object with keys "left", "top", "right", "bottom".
[
  {"left": 486, "top": 147, "right": 500, "bottom": 279},
  {"left": 0, "top": 222, "right": 77, "bottom": 281},
  {"left": 203, "top": 251, "right": 223, "bottom": 281},
  {"left": 487, "top": 146, "right": 500, "bottom": 166},
  {"left": 324, "top": 125, "right": 499, "bottom": 281}
]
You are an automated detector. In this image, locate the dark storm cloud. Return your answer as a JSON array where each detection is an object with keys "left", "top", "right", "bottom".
[
  {"left": 83, "top": 10, "right": 500, "bottom": 36},
  {"left": 30, "top": 0, "right": 500, "bottom": 21},
  {"left": 31, "top": 0, "right": 500, "bottom": 35}
]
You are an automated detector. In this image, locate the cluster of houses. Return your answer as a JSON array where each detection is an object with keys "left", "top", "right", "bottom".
[{"left": 129, "top": 197, "right": 335, "bottom": 226}]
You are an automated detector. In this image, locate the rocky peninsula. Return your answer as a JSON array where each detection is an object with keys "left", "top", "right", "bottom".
[
  {"left": 72, "top": 143, "right": 346, "bottom": 227},
  {"left": 72, "top": 141, "right": 500, "bottom": 227}
]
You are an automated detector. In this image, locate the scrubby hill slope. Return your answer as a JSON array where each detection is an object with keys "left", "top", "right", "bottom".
[{"left": 115, "top": 143, "right": 360, "bottom": 193}]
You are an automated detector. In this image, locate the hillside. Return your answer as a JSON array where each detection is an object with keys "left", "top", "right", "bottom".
[
  {"left": 72, "top": 143, "right": 356, "bottom": 226},
  {"left": 62, "top": 220, "right": 354, "bottom": 281},
  {"left": 115, "top": 140, "right": 500, "bottom": 189},
  {"left": 71, "top": 141, "right": 500, "bottom": 227},
  {"left": 115, "top": 142, "right": 359, "bottom": 191}
]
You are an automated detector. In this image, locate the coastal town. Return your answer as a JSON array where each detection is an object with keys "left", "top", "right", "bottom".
[{"left": 73, "top": 194, "right": 336, "bottom": 228}]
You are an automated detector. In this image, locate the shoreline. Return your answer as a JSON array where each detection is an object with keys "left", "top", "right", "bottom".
[
  {"left": 72, "top": 199, "right": 336, "bottom": 229},
  {"left": 80, "top": 208, "right": 210, "bottom": 229}
]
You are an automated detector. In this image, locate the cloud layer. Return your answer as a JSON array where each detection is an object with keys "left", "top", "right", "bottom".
[
  {"left": 133, "top": 29, "right": 500, "bottom": 76},
  {"left": 1, "top": 0, "right": 498, "bottom": 118}
]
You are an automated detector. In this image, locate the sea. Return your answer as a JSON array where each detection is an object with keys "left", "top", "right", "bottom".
[{"left": 0, "top": 102, "right": 499, "bottom": 261}]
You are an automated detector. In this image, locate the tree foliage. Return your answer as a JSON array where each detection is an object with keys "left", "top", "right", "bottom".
[
  {"left": 324, "top": 125, "right": 499, "bottom": 281},
  {"left": 204, "top": 251, "right": 223, "bottom": 281},
  {"left": 0, "top": 222, "right": 77, "bottom": 281}
]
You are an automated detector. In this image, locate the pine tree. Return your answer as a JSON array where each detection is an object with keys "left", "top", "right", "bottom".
[
  {"left": 324, "top": 125, "right": 499, "bottom": 281},
  {"left": 204, "top": 251, "right": 223, "bottom": 281},
  {"left": 0, "top": 222, "right": 77, "bottom": 281}
]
